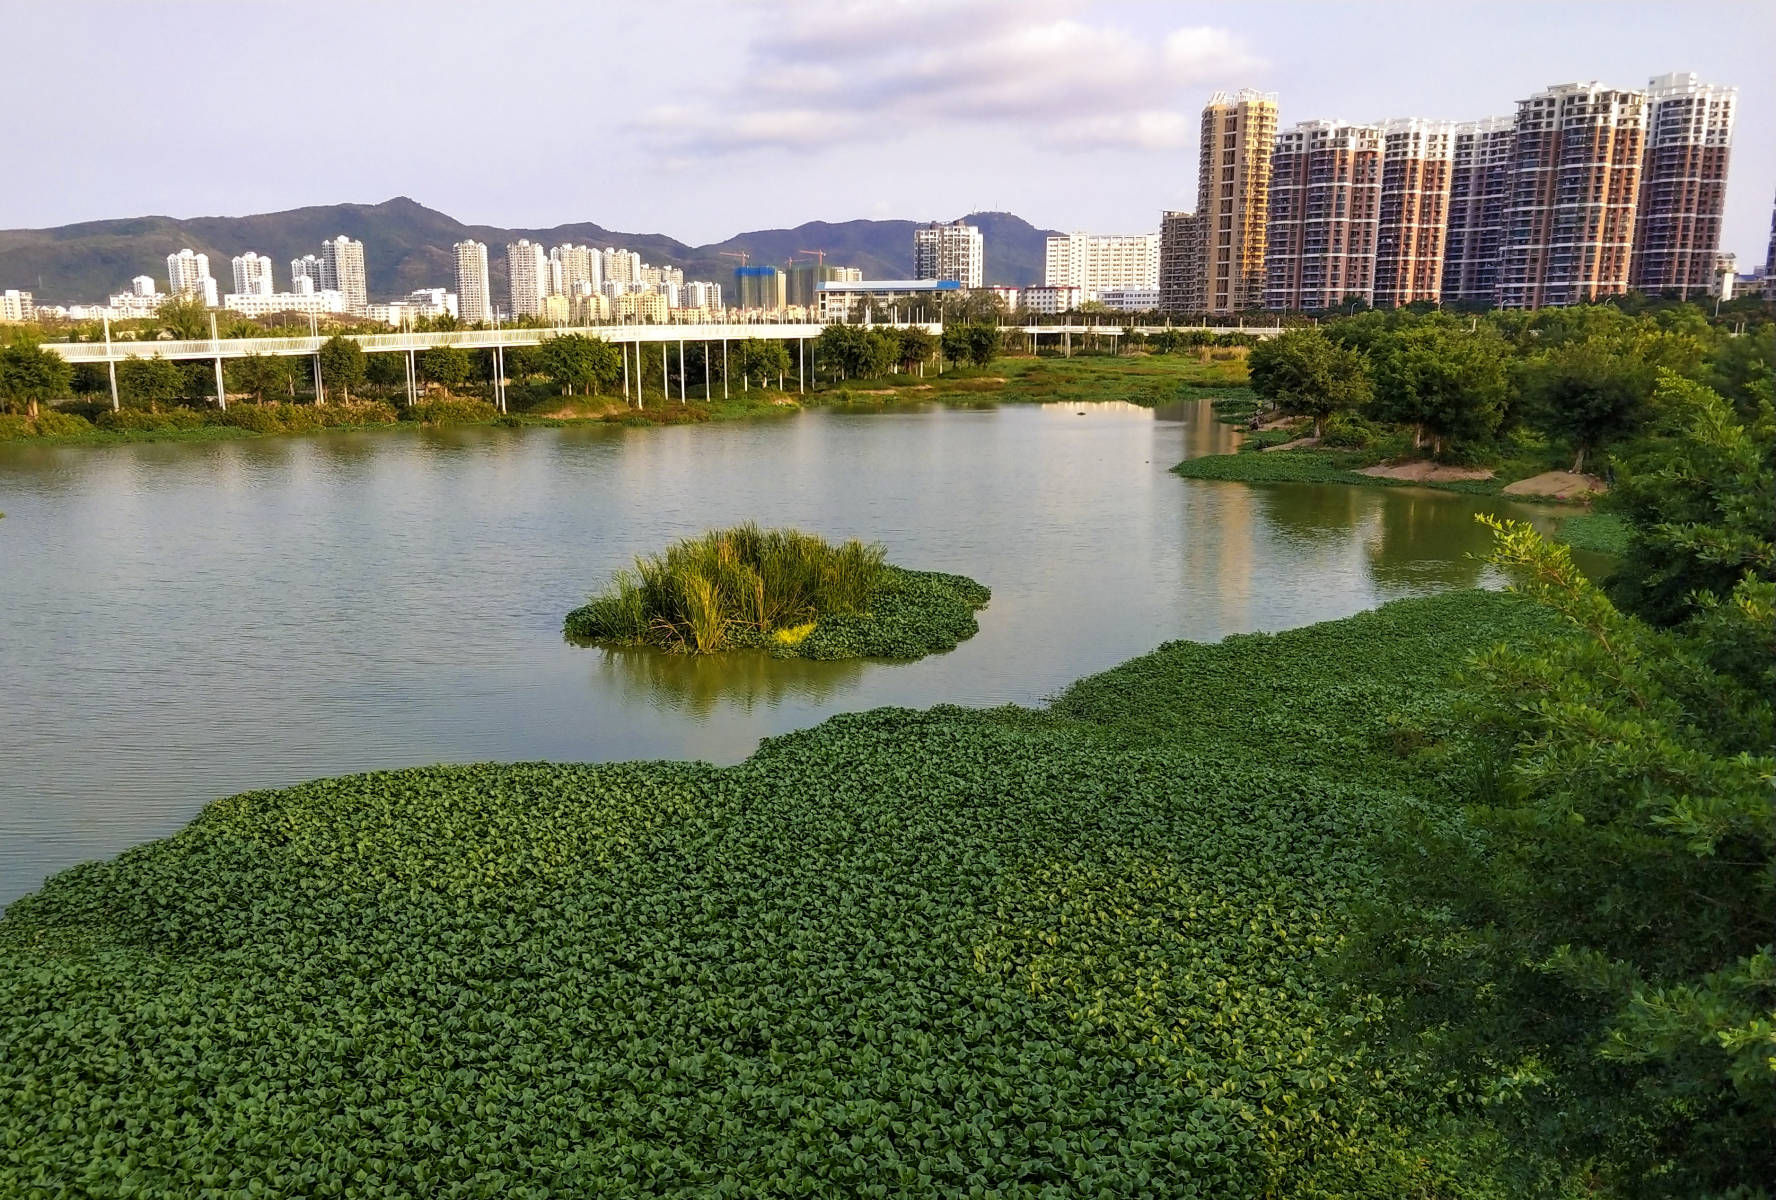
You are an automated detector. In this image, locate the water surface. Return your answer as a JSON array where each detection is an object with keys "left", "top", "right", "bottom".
[{"left": 0, "top": 401, "right": 1570, "bottom": 905}]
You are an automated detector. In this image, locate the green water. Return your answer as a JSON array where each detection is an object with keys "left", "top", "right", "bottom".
[{"left": 0, "top": 400, "right": 1583, "bottom": 905}]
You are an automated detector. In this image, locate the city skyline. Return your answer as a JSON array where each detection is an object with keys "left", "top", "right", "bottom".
[{"left": 4, "top": 2, "right": 1770, "bottom": 263}]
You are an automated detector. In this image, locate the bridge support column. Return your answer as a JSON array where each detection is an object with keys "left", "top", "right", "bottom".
[
  {"left": 703, "top": 342, "right": 710, "bottom": 400},
  {"left": 721, "top": 338, "right": 728, "bottom": 400},
  {"left": 102, "top": 314, "right": 119, "bottom": 411},
  {"left": 798, "top": 338, "right": 805, "bottom": 394},
  {"left": 621, "top": 339, "right": 629, "bottom": 402},
  {"left": 313, "top": 354, "right": 324, "bottom": 405},
  {"left": 406, "top": 348, "right": 417, "bottom": 406},
  {"left": 661, "top": 343, "right": 668, "bottom": 405},
  {"left": 210, "top": 314, "right": 226, "bottom": 411},
  {"left": 678, "top": 339, "right": 686, "bottom": 404}
]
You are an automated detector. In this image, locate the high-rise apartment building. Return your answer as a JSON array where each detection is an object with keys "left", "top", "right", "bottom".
[
  {"left": 1196, "top": 89, "right": 1278, "bottom": 313},
  {"left": 454, "top": 240, "right": 491, "bottom": 324},
  {"left": 1630, "top": 72, "right": 1736, "bottom": 298},
  {"left": 733, "top": 265, "right": 787, "bottom": 311},
  {"left": 1158, "top": 211, "right": 1202, "bottom": 312},
  {"left": 1043, "top": 232, "right": 1160, "bottom": 299},
  {"left": 1374, "top": 119, "right": 1455, "bottom": 307},
  {"left": 291, "top": 254, "right": 324, "bottom": 296},
  {"left": 550, "top": 244, "right": 601, "bottom": 297},
  {"left": 1497, "top": 82, "right": 1646, "bottom": 309},
  {"left": 1440, "top": 116, "right": 1515, "bottom": 305},
  {"left": 231, "top": 252, "right": 274, "bottom": 297},
  {"left": 1264, "top": 120, "right": 1382, "bottom": 310},
  {"left": 319, "top": 236, "right": 368, "bottom": 314},
  {"left": 681, "top": 280, "right": 723, "bottom": 311},
  {"left": 913, "top": 220, "right": 983, "bottom": 288},
  {"left": 166, "top": 248, "right": 219, "bottom": 307},
  {"left": 0, "top": 290, "right": 34, "bottom": 322},
  {"left": 506, "top": 239, "right": 548, "bottom": 318},
  {"left": 1767, "top": 189, "right": 1776, "bottom": 281},
  {"left": 601, "top": 248, "right": 641, "bottom": 287}
]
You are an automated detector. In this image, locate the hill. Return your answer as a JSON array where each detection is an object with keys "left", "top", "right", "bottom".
[{"left": 0, "top": 198, "right": 1060, "bottom": 304}]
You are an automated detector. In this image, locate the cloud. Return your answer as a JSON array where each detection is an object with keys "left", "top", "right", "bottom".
[{"left": 638, "top": 1, "right": 1263, "bottom": 156}]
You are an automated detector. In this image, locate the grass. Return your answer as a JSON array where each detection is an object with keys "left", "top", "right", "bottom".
[
  {"left": 817, "top": 351, "right": 1249, "bottom": 411},
  {"left": 0, "top": 590, "right": 1548, "bottom": 1197},
  {"left": 564, "top": 524, "right": 989, "bottom": 659},
  {"left": 1550, "top": 510, "right": 1631, "bottom": 556}
]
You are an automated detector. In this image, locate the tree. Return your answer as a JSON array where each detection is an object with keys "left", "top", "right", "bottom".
[
  {"left": 156, "top": 295, "right": 210, "bottom": 340},
  {"left": 0, "top": 341, "right": 73, "bottom": 418},
  {"left": 894, "top": 327, "right": 937, "bottom": 373},
  {"left": 365, "top": 352, "right": 408, "bottom": 389},
  {"left": 115, "top": 355, "right": 182, "bottom": 410},
  {"left": 317, "top": 335, "right": 366, "bottom": 403},
  {"left": 1354, "top": 517, "right": 1774, "bottom": 1199},
  {"left": 1368, "top": 323, "right": 1510, "bottom": 454},
  {"left": 535, "top": 334, "right": 618, "bottom": 396},
  {"left": 1604, "top": 372, "right": 1775, "bottom": 628},
  {"left": 733, "top": 339, "right": 790, "bottom": 389},
  {"left": 940, "top": 324, "right": 972, "bottom": 369},
  {"left": 1516, "top": 338, "right": 1655, "bottom": 472},
  {"left": 1246, "top": 327, "right": 1372, "bottom": 437},
  {"left": 418, "top": 346, "right": 472, "bottom": 392},
  {"left": 1704, "top": 324, "right": 1774, "bottom": 420},
  {"left": 228, "top": 354, "right": 290, "bottom": 403},
  {"left": 963, "top": 323, "right": 999, "bottom": 368}
]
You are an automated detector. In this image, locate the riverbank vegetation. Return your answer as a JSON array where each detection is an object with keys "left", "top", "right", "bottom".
[
  {"left": 565, "top": 524, "right": 990, "bottom": 659},
  {"left": 1, "top": 401, "right": 1770, "bottom": 1194}
]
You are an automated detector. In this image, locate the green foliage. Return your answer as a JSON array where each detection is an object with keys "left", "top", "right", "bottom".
[
  {"left": 1352, "top": 519, "right": 1774, "bottom": 1199},
  {"left": 536, "top": 333, "right": 621, "bottom": 395},
  {"left": 1704, "top": 325, "right": 1774, "bottom": 419},
  {"left": 216, "top": 400, "right": 399, "bottom": 434},
  {"left": 1551, "top": 511, "right": 1630, "bottom": 557},
  {"left": 814, "top": 325, "right": 900, "bottom": 380},
  {"left": 155, "top": 294, "right": 210, "bottom": 340},
  {"left": 0, "top": 340, "right": 73, "bottom": 416},
  {"left": 1368, "top": 323, "right": 1510, "bottom": 454},
  {"left": 1604, "top": 373, "right": 1776, "bottom": 627},
  {"left": 317, "top": 335, "right": 367, "bottom": 402},
  {"left": 114, "top": 354, "right": 183, "bottom": 410},
  {"left": 1247, "top": 328, "right": 1372, "bottom": 437},
  {"left": 364, "top": 351, "right": 408, "bottom": 388},
  {"left": 417, "top": 345, "right": 473, "bottom": 390},
  {"left": 402, "top": 397, "right": 500, "bottom": 424},
  {"left": 0, "top": 591, "right": 1546, "bottom": 1198},
  {"left": 940, "top": 321, "right": 999, "bottom": 369},
  {"left": 228, "top": 352, "right": 294, "bottom": 402}
]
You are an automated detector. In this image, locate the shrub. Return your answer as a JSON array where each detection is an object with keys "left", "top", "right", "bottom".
[
  {"left": 402, "top": 397, "right": 499, "bottom": 425},
  {"left": 93, "top": 407, "right": 209, "bottom": 432},
  {"left": 29, "top": 410, "right": 94, "bottom": 437}
]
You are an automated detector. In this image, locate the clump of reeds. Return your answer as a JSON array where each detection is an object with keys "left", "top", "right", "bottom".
[{"left": 566, "top": 524, "right": 886, "bottom": 652}]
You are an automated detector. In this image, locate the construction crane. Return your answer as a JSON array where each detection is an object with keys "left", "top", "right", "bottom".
[
  {"left": 795, "top": 249, "right": 827, "bottom": 268},
  {"left": 718, "top": 250, "right": 751, "bottom": 267}
]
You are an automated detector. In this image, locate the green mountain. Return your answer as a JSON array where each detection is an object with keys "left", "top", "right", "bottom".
[{"left": 0, "top": 197, "right": 1060, "bottom": 304}]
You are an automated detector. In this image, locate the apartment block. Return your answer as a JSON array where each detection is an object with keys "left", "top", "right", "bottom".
[
  {"left": 231, "top": 252, "right": 274, "bottom": 297},
  {"left": 506, "top": 239, "right": 548, "bottom": 318},
  {"left": 1631, "top": 72, "right": 1737, "bottom": 298},
  {"left": 1196, "top": 90, "right": 1278, "bottom": 313},
  {"left": 319, "top": 235, "right": 368, "bottom": 314},
  {"left": 1043, "top": 232, "right": 1160, "bottom": 299},
  {"left": 0, "top": 289, "right": 34, "bottom": 322},
  {"left": 454, "top": 240, "right": 491, "bottom": 324},
  {"left": 291, "top": 254, "right": 325, "bottom": 296},
  {"left": 1497, "top": 82, "right": 1646, "bottom": 309},
  {"left": 1441, "top": 116, "right": 1515, "bottom": 305},
  {"left": 550, "top": 244, "right": 601, "bottom": 297},
  {"left": 1264, "top": 120, "right": 1382, "bottom": 311},
  {"left": 733, "top": 265, "right": 787, "bottom": 311},
  {"left": 913, "top": 220, "right": 983, "bottom": 289},
  {"left": 601, "top": 248, "right": 641, "bottom": 286},
  {"left": 166, "top": 248, "right": 219, "bottom": 307},
  {"left": 680, "top": 280, "right": 723, "bottom": 311},
  {"left": 1374, "top": 119, "right": 1454, "bottom": 307},
  {"left": 1157, "top": 211, "right": 1202, "bottom": 312}
]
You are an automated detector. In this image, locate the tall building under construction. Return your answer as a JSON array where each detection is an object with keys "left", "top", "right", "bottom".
[
  {"left": 1630, "top": 72, "right": 1737, "bottom": 298},
  {"left": 1195, "top": 90, "right": 1278, "bottom": 313},
  {"left": 1264, "top": 120, "right": 1382, "bottom": 310},
  {"left": 1157, "top": 211, "right": 1202, "bottom": 312},
  {"left": 1496, "top": 82, "right": 1646, "bottom": 308},
  {"left": 1373, "top": 119, "right": 1455, "bottom": 307}
]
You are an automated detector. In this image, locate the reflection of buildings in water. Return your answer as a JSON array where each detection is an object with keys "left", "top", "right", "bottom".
[
  {"left": 1252, "top": 481, "right": 1373, "bottom": 547},
  {"left": 589, "top": 644, "right": 865, "bottom": 717},
  {"left": 1166, "top": 398, "right": 1243, "bottom": 460},
  {"left": 1177, "top": 479, "right": 1257, "bottom": 636},
  {"left": 1360, "top": 491, "right": 1493, "bottom": 593}
]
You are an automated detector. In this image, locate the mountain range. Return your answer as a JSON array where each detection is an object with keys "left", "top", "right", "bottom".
[{"left": 0, "top": 197, "right": 1061, "bottom": 304}]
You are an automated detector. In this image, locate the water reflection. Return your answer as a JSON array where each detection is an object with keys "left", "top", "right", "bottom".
[{"left": 590, "top": 644, "right": 866, "bottom": 716}]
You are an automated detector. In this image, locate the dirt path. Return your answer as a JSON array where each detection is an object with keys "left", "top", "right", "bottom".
[
  {"left": 1358, "top": 461, "right": 1495, "bottom": 483},
  {"left": 1501, "top": 470, "right": 1607, "bottom": 499},
  {"left": 1264, "top": 436, "right": 1322, "bottom": 452}
]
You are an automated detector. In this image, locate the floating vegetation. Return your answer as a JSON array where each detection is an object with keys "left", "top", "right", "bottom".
[{"left": 565, "top": 524, "right": 989, "bottom": 660}]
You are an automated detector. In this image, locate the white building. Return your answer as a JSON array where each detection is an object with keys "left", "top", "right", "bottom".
[
  {"left": 104, "top": 291, "right": 163, "bottom": 319},
  {"left": 1043, "top": 233, "right": 1160, "bottom": 300},
  {"left": 0, "top": 289, "right": 34, "bottom": 322},
  {"left": 980, "top": 286, "right": 1020, "bottom": 311},
  {"left": 816, "top": 278, "right": 962, "bottom": 322},
  {"left": 680, "top": 280, "right": 723, "bottom": 310},
  {"left": 319, "top": 235, "right": 367, "bottom": 314},
  {"left": 454, "top": 240, "right": 491, "bottom": 324},
  {"left": 166, "top": 248, "right": 219, "bottom": 306},
  {"left": 291, "top": 254, "right": 325, "bottom": 295},
  {"left": 549, "top": 244, "right": 600, "bottom": 297},
  {"left": 130, "top": 275, "right": 158, "bottom": 298},
  {"left": 602, "top": 247, "right": 641, "bottom": 286},
  {"left": 223, "top": 289, "right": 347, "bottom": 318},
  {"left": 913, "top": 220, "right": 983, "bottom": 288},
  {"left": 231, "top": 252, "right": 274, "bottom": 297},
  {"left": 367, "top": 288, "right": 459, "bottom": 327},
  {"left": 1098, "top": 286, "right": 1161, "bottom": 312},
  {"left": 506, "top": 239, "right": 548, "bottom": 318},
  {"left": 1021, "top": 285, "right": 1083, "bottom": 315}
]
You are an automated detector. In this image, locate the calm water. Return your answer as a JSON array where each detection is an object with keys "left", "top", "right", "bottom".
[{"left": 0, "top": 401, "right": 1573, "bottom": 906}]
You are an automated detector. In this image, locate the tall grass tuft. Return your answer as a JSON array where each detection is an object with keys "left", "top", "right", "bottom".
[{"left": 566, "top": 524, "right": 887, "bottom": 652}]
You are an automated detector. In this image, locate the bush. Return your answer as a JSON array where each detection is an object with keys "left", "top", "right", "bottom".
[
  {"left": 1319, "top": 410, "right": 1374, "bottom": 448},
  {"left": 401, "top": 397, "right": 499, "bottom": 425},
  {"left": 93, "top": 407, "right": 209, "bottom": 432},
  {"left": 29, "top": 410, "right": 94, "bottom": 437}
]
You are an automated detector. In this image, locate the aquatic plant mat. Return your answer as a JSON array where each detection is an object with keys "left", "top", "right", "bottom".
[
  {"left": 565, "top": 525, "right": 989, "bottom": 659},
  {"left": 0, "top": 591, "right": 1548, "bottom": 1195}
]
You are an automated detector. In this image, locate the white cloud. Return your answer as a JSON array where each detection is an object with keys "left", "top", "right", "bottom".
[{"left": 638, "top": 0, "right": 1264, "bottom": 156}]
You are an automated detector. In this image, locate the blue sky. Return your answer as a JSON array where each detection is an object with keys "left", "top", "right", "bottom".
[{"left": 9, "top": 1, "right": 1773, "bottom": 260}]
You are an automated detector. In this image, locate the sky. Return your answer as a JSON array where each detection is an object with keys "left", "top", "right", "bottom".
[{"left": 8, "top": 0, "right": 1774, "bottom": 261}]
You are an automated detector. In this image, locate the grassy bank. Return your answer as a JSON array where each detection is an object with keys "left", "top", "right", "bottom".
[
  {"left": 818, "top": 351, "right": 1248, "bottom": 410},
  {"left": 0, "top": 590, "right": 1548, "bottom": 1196},
  {"left": 566, "top": 525, "right": 989, "bottom": 659}
]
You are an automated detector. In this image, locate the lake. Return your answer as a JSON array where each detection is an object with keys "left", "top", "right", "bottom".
[{"left": 0, "top": 399, "right": 1574, "bottom": 906}]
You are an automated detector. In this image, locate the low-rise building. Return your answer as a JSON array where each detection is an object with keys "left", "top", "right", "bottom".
[
  {"left": 1020, "top": 285, "right": 1083, "bottom": 315},
  {"left": 572, "top": 293, "right": 612, "bottom": 323},
  {"left": 980, "top": 286, "right": 1020, "bottom": 310},
  {"left": 536, "top": 294, "right": 571, "bottom": 324},
  {"left": 815, "top": 278, "right": 961, "bottom": 322},
  {"left": 612, "top": 291, "right": 670, "bottom": 323},
  {"left": 1098, "top": 287, "right": 1160, "bottom": 312},
  {"left": 104, "top": 291, "right": 166, "bottom": 319},
  {"left": 223, "top": 290, "right": 347, "bottom": 318}
]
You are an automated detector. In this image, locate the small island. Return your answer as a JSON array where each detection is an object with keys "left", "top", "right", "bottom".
[{"left": 565, "top": 525, "right": 989, "bottom": 660}]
